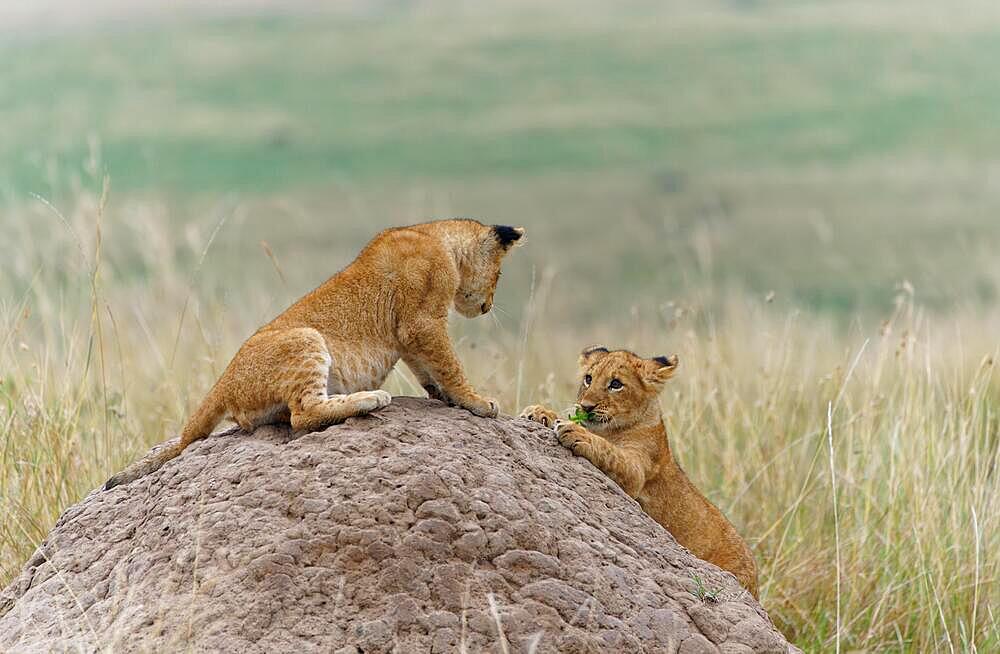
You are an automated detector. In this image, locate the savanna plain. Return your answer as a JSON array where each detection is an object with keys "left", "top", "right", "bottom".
[{"left": 1, "top": 2, "right": 998, "bottom": 651}]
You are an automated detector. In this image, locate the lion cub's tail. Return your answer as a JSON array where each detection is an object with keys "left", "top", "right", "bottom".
[{"left": 103, "top": 389, "right": 226, "bottom": 490}]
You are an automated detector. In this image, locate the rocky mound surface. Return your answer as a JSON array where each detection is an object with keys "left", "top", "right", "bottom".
[{"left": 0, "top": 397, "right": 798, "bottom": 653}]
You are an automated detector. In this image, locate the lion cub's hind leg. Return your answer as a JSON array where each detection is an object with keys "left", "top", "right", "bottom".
[
  {"left": 290, "top": 389, "right": 391, "bottom": 432},
  {"left": 230, "top": 327, "right": 391, "bottom": 434},
  {"left": 709, "top": 536, "right": 759, "bottom": 598},
  {"left": 232, "top": 404, "right": 291, "bottom": 432}
]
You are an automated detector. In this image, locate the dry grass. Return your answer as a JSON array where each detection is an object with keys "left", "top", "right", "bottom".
[
  {"left": 4, "top": 2, "right": 1000, "bottom": 650},
  {"left": 1, "top": 188, "right": 997, "bottom": 652}
]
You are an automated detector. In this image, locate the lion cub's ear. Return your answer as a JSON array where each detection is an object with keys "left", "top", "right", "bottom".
[
  {"left": 579, "top": 345, "right": 610, "bottom": 368},
  {"left": 642, "top": 354, "right": 679, "bottom": 389},
  {"left": 491, "top": 225, "right": 526, "bottom": 249}
]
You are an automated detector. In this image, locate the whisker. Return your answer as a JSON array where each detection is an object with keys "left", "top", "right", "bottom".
[{"left": 489, "top": 310, "right": 504, "bottom": 331}]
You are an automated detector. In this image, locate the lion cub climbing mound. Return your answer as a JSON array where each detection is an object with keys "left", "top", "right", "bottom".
[
  {"left": 105, "top": 219, "right": 524, "bottom": 490},
  {"left": 520, "top": 347, "right": 758, "bottom": 597}
]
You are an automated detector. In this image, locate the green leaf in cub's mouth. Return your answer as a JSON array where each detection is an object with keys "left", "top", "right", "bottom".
[{"left": 569, "top": 408, "right": 594, "bottom": 424}]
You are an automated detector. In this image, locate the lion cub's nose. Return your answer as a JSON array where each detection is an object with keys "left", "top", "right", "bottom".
[
  {"left": 481, "top": 302, "right": 490, "bottom": 314},
  {"left": 579, "top": 403, "right": 596, "bottom": 413}
]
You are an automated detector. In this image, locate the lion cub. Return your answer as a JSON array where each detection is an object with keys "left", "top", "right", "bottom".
[
  {"left": 105, "top": 219, "right": 524, "bottom": 490},
  {"left": 520, "top": 347, "right": 758, "bottom": 597}
]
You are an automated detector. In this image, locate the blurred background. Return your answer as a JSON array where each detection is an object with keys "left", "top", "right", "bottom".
[
  {"left": 5, "top": 0, "right": 1000, "bottom": 321},
  {"left": 2, "top": 1, "right": 998, "bottom": 651}
]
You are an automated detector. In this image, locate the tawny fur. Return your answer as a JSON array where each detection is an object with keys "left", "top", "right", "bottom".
[
  {"left": 105, "top": 219, "right": 524, "bottom": 490},
  {"left": 520, "top": 347, "right": 758, "bottom": 597}
]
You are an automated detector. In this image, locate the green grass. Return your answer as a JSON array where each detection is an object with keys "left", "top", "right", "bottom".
[
  {"left": 569, "top": 407, "right": 594, "bottom": 425},
  {"left": 6, "top": 6, "right": 1000, "bottom": 193},
  {"left": 2, "top": 1, "right": 1000, "bottom": 650},
  {"left": 3, "top": 4, "right": 1000, "bottom": 317}
]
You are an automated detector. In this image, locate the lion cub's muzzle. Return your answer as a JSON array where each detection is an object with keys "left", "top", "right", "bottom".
[{"left": 575, "top": 403, "right": 611, "bottom": 425}]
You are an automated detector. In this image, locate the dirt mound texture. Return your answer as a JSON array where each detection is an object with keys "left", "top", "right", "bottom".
[{"left": 0, "top": 397, "right": 798, "bottom": 653}]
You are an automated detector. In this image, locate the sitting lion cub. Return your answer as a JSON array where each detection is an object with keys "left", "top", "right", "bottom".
[
  {"left": 520, "top": 346, "right": 758, "bottom": 597},
  {"left": 105, "top": 219, "right": 524, "bottom": 490}
]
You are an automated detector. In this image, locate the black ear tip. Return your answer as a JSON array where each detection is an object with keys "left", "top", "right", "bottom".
[
  {"left": 653, "top": 355, "right": 678, "bottom": 367},
  {"left": 492, "top": 225, "right": 524, "bottom": 247},
  {"left": 583, "top": 346, "right": 610, "bottom": 356}
]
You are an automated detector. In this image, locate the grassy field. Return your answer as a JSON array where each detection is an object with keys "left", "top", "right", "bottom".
[
  {"left": 4, "top": 2, "right": 1000, "bottom": 315},
  {"left": 1, "top": 1, "right": 999, "bottom": 650}
]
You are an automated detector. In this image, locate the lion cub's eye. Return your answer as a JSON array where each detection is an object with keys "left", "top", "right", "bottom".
[
  {"left": 608, "top": 379, "right": 623, "bottom": 391},
  {"left": 583, "top": 374, "right": 592, "bottom": 387}
]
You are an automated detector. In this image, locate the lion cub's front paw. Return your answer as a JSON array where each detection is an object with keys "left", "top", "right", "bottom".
[
  {"left": 356, "top": 389, "right": 392, "bottom": 413},
  {"left": 462, "top": 395, "right": 500, "bottom": 419},
  {"left": 554, "top": 419, "right": 590, "bottom": 453},
  {"left": 519, "top": 405, "right": 560, "bottom": 428}
]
